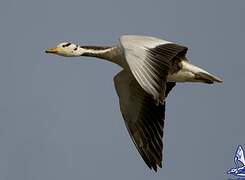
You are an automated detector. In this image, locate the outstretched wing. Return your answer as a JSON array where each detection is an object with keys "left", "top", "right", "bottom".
[
  {"left": 120, "top": 35, "right": 187, "bottom": 103},
  {"left": 114, "top": 70, "right": 175, "bottom": 171}
]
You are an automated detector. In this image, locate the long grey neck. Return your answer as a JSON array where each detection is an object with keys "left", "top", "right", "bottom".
[{"left": 78, "top": 45, "right": 124, "bottom": 67}]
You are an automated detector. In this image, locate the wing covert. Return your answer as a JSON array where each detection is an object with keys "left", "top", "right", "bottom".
[{"left": 120, "top": 35, "right": 187, "bottom": 103}]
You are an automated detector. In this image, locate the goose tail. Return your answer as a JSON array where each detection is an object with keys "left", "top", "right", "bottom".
[{"left": 182, "top": 61, "right": 223, "bottom": 84}]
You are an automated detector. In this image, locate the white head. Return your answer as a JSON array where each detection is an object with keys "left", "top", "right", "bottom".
[{"left": 45, "top": 42, "right": 84, "bottom": 57}]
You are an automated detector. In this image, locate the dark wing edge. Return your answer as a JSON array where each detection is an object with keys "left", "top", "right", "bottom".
[
  {"left": 146, "top": 43, "right": 187, "bottom": 103},
  {"left": 113, "top": 70, "right": 176, "bottom": 171}
]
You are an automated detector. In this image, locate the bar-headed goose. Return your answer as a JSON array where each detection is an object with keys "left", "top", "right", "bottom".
[{"left": 46, "top": 35, "right": 222, "bottom": 171}]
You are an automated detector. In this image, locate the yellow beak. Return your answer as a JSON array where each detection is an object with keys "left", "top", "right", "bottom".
[{"left": 45, "top": 47, "right": 58, "bottom": 54}]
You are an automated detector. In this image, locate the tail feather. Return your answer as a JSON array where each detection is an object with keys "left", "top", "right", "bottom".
[
  {"left": 181, "top": 61, "right": 223, "bottom": 83},
  {"left": 195, "top": 72, "right": 222, "bottom": 84}
]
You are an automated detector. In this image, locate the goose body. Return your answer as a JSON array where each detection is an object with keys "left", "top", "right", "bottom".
[{"left": 46, "top": 35, "right": 222, "bottom": 171}]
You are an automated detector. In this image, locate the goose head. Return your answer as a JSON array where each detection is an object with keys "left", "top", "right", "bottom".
[{"left": 45, "top": 42, "right": 83, "bottom": 57}]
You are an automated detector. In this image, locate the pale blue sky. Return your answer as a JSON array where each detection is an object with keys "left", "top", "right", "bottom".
[{"left": 0, "top": 0, "right": 244, "bottom": 179}]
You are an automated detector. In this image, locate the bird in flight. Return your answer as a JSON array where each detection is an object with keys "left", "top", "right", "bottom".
[{"left": 46, "top": 35, "right": 222, "bottom": 171}]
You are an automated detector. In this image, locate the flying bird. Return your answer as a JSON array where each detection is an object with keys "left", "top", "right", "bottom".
[{"left": 45, "top": 35, "right": 222, "bottom": 171}]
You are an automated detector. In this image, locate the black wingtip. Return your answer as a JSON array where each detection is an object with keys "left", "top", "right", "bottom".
[
  {"left": 153, "top": 166, "right": 157, "bottom": 172},
  {"left": 153, "top": 163, "right": 163, "bottom": 172},
  {"left": 152, "top": 164, "right": 162, "bottom": 172},
  {"left": 158, "top": 161, "right": 162, "bottom": 168}
]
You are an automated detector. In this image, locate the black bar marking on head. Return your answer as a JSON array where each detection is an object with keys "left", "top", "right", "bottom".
[
  {"left": 62, "top": 43, "right": 71, "bottom": 47},
  {"left": 73, "top": 45, "right": 78, "bottom": 51}
]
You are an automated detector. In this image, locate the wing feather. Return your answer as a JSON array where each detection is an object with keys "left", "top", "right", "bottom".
[
  {"left": 114, "top": 70, "right": 176, "bottom": 171},
  {"left": 120, "top": 35, "right": 187, "bottom": 103}
]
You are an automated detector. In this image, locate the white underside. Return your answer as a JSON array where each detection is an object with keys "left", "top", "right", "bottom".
[
  {"left": 167, "top": 69, "right": 197, "bottom": 82},
  {"left": 167, "top": 61, "right": 219, "bottom": 82},
  {"left": 167, "top": 61, "right": 199, "bottom": 82}
]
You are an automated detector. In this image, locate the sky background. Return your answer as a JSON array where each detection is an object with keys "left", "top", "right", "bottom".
[{"left": 0, "top": 0, "right": 244, "bottom": 179}]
